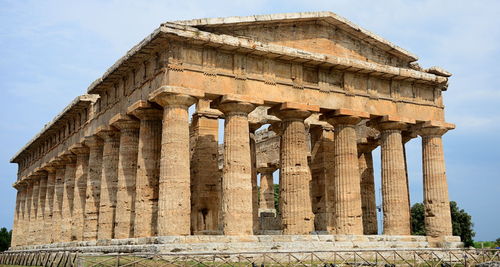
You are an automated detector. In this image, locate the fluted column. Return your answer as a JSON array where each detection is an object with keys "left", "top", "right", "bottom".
[
  {"left": 372, "top": 119, "right": 412, "bottom": 235},
  {"left": 323, "top": 110, "right": 368, "bottom": 234},
  {"left": 36, "top": 172, "right": 48, "bottom": 244},
  {"left": 258, "top": 166, "right": 276, "bottom": 212},
  {"left": 127, "top": 102, "right": 162, "bottom": 238},
  {"left": 249, "top": 127, "right": 260, "bottom": 234},
  {"left": 70, "top": 145, "right": 90, "bottom": 241},
  {"left": 97, "top": 128, "right": 120, "bottom": 240},
  {"left": 216, "top": 96, "right": 260, "bottom": 235},
  {"left": 270, "top": 103, "right": 317, "bottom": 234},
  {"left": 10, "top": 185, "right": 24, "bottom": 247},
  {"left": 309, "top": 125, "right": 334, "bottom": 232},
  {"left": 52, "top": 161, "right": 66, "bottom": 243},
  {"left": 149, "top": 87, "right": 203, "bottom": 236},
  {"left": 60, "top": 153, "right": 77, "bottom": 242},
  {"left": 189, "top": 100, "right": 221, "bottom": 234},
  {"left": 83, "top": 136, "right": 103, "bottom": 241},
  {"left": 358, "top": 142, "right": 378, "bottom": 235},
  {"left": 21, "top": 181, "right": 32, "bottom": 246},
  {"left": 28, "top": 177, "right": 40, "bottom": 245},
  {"left": 418, "top": 124, "right": 453, "bottom": 237},
  {"left": 112, "top": 115, "right": 140, "bottom": 239},
  {"left": 43, "top": 167, "right": 56, "bottom": 244}
]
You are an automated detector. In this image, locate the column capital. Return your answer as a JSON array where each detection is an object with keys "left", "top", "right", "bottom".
[
  {"left": 211, "top": 94, "right": 263, "bottom": 115},
  {"left": 110, "top": 114, "right": 140, "bottom": 130},
  {"left": 69, "top": 144, "right": 90, "bottom": 155},
  {"left": 402, "top": 130, "right": 418, "bottom": 144},
  {"left": 149, "top": 86, "right": 203, "bottom": 107},
  {"left": 59, "top": 151, "right": 77, "bottom": 164},
  {"left": 415, "top": 121, "right": 455, "bottom": 137},
  {"left": 358, "top": 138, "right": 379, "bottom": 153},
  {"left": 321, "top": 108, "right": 369, "bottom": 126},
  {"left": 95, "top": 126, "right": 119, "bottom": 140},
  {"left": 127, "top": 100, "right": 163, "bottom": 120},
  {"left": 194, "top": 99, "right": 222, "bottom": 119},
  {"left": 83, "top": 135, "right": 104, "bottom": 148},
  {"left": 368, "top": 115, "right": 416, "bottom": 131},
  {"left": 257, "top": 165, "right": 278, "bottom": 174},
  {"left": 269, "top": 102, "right": 319, "bottom": 121}
]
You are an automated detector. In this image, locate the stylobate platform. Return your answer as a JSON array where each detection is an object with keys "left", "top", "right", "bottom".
[{"left": 9, "top": 235, "right": 463, "bottom": 254}]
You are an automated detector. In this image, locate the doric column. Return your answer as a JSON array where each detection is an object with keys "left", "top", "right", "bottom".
[
  {"left": 322, "top": 109, "right": 368, "bottom": 234},
  {"left": 417, "top": 122, "right": 454, "bottom": 237},
  {"left": 249, "top": 126, "right": 260, "bottom": 234},
  {"left": 358, "top": 141, "right": 378, "bottom": 235},
  {"left": 257, "top": 166, "right": 277, "bottom": 213},
  {"left": 70, "top": 144, "right": 90, "bottom": 241},
  {"left": 21, "top": 181, "right": 32, "bottom": 246},
  {"left": 270, "top": 102, "right": 317, "bottom": 234},
  {"left": 60, "top": 153, "right": 77, "bottom": 242},
  {"left": 371, "top": 116, "right": 413, "bottom": 235},
  {"left": 42, "top": 166, "right": 56, "bottom": 244},
  {"left": 111, "top": 114, "right": 140, "bottom": 239},
  {"left": 36, "top": 171, "right": 48, "bottom": 244},
  {"left": 83, "top": 136, "right": 104, "bottom": 241},
  {"left": 149, "top": 86, "right": 203, "bottom": 236},
  {"left": 97, "top": 127, "right": 120, "bottom": 240},
  {"left": 189, "top": 99, "right": 221, "bottom": 234},
  {"left": 28, "top": 176, "right": 40, "bottom": 245},
  {"left": 213, "top": 95, "right": 262, "bottom": 235},
  {"left": 11, "top": 182, "right": 27, "bottom": 246},
  {"left": 127, "top": 101, "right": 162, "bottom": 238},
  {"left": 309, "top": 124, "right": 334, "bottom": 232},
  {"left": 52, "top": 161, "right": 66, "bottom": 243}
]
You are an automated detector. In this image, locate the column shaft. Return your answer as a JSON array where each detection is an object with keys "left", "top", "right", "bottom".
[
  {"left": 380, "top": 128, "right": 411, "bottom": 235},
  {"left": 97, "top": 130, "right": 120, "bottom": 240},
  {"left": 10, "top": 188, "right": 23, "bottom": 247},
  {"left": 190, "top": 111, "right": 220, "bottom": 234},
  {"left": 28, "top": 179, "right": 39, "bottom": 245},
  {"left": 52, "top": 165, "right": 65, "bottom": 243},
  {"left": 258, "top": 169, "right": 275, "bottom": 211},
  {"left": 277, "top": 111, "right": 314, "bottom": 234},
  {"left": 22, "top": 183, "right": 32, "bottom": 245},
  {"left": 421, "top": 131, "right": 452, "bottom": 237},
  {"left": 250, "top": 130, "right": 260, "bottom": 234},
  {"left": 36, "top": 174, "right": 48, "bottom": 244},
  {"left": 44, "top": 169, "right": 56, "bottom": 244},
  {"left": 83, "top": 137, "right": 103, "bottom": 241},
  {"left": 328, "top": 117, "right": 364, "bottom": 235},
  {"left": 71, "top": 147, "right": 89, "bottom": 241},
  {"left": 132, "top": 111, "right": 162, "bottom": 238},
  {"left": 358, "top": 149, "right": 378, "bottom": 235},
  {"left": 113, "top": 118, "right": 140, "bottom": 239},
  {"left": 61, "top": 155, "right": 77, "bottom": 242},
  {"left": 219, "top": 102, "right": 255, "bottom": 235}
]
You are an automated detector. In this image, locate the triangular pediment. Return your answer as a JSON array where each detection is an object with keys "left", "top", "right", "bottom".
[{"left": 175, "top": 12, "right": 417, "bottom": 68}]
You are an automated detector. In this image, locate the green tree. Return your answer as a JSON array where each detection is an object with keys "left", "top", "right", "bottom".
[
  {"left": 274, "top": 184, "right": 279, "bottom": 214},
  {"left": 0, "top": 227, "right": 11, "bottom": 252},
  {"left": 496, "top": 237, "right": 500, "bottom": 247},
  {"left": 410, "top": 201, "right": 475, "bottom": 247}
]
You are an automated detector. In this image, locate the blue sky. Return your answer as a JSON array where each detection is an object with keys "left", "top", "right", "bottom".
[{"left": 0, "top": 0, "right": 499, "bottom": 241}]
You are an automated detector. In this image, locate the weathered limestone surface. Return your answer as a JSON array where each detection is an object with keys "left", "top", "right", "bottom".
[
  {"left": 28, "top": 178, "right": 39, "bottom": 245},
  {"left": 97, "top": 129, "right": 120, "bottom": 240},
  {"left": 112, "top": 115, "right": 140, "bottom": 239},
  {"left": 258, "top": 167, "right": 276, "bottom": 212},
  {"left": 10, "top": 187, "right": 23, "bottom": 247},
  {"left": 190, "top": 100, "right": 221, "bottom": 234},
  {"left": 36, "top": 173, "right": 48, "bottom": 244},
  {"left": 309, "top": 125, "right": 334, "bottom": 232},
  {"left": 128, "top": 102, "right": 162, "bottom": 238},
  {"left": 217, "top": 98, "right": 258, "bottom": 235},
  {"left": 61, "top": 154, "right": 77, "bottom": 242},
  {"left": 83, "top": 136, "right": 103, "bottom": 241},
  {"left": 376, "top": 120, "right": 411, "bottom": 235},
  {"left": 419, "top": 125, "right": 453, "bottom": 237},
  {"left": 70, "top": 145, "right": 90, "bottom": 241},
  {"left": 271, "top": 104, "right": 316, "bottom": 235},
  {"left": 150, "top": 87, "right": 202, "bottom": 236},
  {"left": 324, "top": 111, "right": 367, "bottom": 235},
  {"left": 358, "top": 143, "right": 378, "bottom": 235},
  {"left": 250, "top": 128, "right": 260, "bottom": 234},
  {"left": 52, "top": 162, "right": 66, "bottom": 243},
  {"left": 43, "top": 168, "right": 56, "bottom": 244}
]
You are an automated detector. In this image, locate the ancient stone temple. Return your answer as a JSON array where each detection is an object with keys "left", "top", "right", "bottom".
[{"left": 8, "top": 12, "right": 461, "bottom": 252}]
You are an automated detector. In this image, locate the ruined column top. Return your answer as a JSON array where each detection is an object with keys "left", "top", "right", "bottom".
[
  {"left": 149, "top": 86, "right": 204, "bottom": 107},
  {"left": 110, "top": 114, "right": 140, "bottom": 130}
]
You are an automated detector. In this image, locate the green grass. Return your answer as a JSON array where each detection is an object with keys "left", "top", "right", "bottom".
[{"left": 473, "top": 241, "right": 499, "bottom": 249}]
